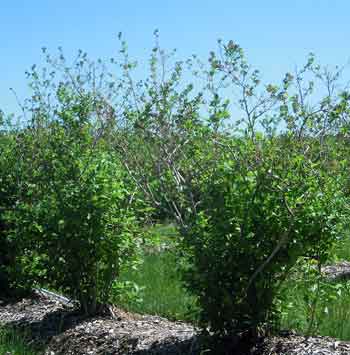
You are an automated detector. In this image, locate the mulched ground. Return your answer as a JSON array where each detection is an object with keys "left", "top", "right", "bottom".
[
  {"left": 322, "top": 261, "right": 350, "bottom": 282},
  {"left": 259, "top": 332, "right": 350, "bottom": 355},
  {"left": 0, "top": 291, "right": 198, "bottom": 355},
  {"left": 2, "top": 262, "right": 350, "bottom": 355}
]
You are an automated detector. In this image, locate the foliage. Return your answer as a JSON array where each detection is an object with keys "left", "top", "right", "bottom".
[
  {"left": 110, "top": 36, "right": 350, "bottom": 341},
  {"left": 0, "top": 130, "right": 30, "bottom": 296},
  {"left": 1, "top": 82, "right": 144, "bottom": 314},
  {"left": 1, "top": 34, "right": 350, "bottom": 343},
  {"left": 280, "top": 256, "right": 350, "bottom": 339},
  {"left": 182, "top": 136, "right": 345, "bottom": 337},
  {"left": 117, "top": 251, "right": 199, "bottom": 321},
  {"left": 117, "top": 222, "right": 200, "bottom": 321},
  {"left": 0, "top": 326, "right": 38, "bottom": 355}
]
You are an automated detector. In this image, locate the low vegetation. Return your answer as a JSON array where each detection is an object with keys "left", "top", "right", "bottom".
[
  {"left": 119, "top": 251, "right": 198, "bottom": 321},
  {"left": 1, "top": 32, "right": 350, "bottom": 353},
  {"left": 0, "top": 326, "right": 38, "bottom": 355},
  {"left": 120, "top": 226, "right": 350, "bottom": 340}
]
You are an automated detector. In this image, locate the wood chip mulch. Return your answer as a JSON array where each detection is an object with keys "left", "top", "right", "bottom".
[
  {"left": 257, "top": 332, "right": 350, "bottom": 355},
  {"left": 1, "top": 289, "right": 350, "bottom": 354},
  {"left": 322, "top": 261, "right": 350, "bottom": 282},
  {"left": 0, "top": 291, "right": 198, "bottom": 355}
]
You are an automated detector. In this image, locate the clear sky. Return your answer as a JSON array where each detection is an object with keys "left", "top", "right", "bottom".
[{"left": 1, "top": 0, "right": 349, "bottom": 115}]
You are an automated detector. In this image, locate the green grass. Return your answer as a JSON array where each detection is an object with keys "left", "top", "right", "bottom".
[
  {"left": 280, "top": 275, "right": 350, "bottom": 340},
  {"left": 116, "top": 222, "right": 198, "bottom": 321},
  {"left": 118, "top": 251, "right": 198, "bottom": 322},
  {"left": 280, "top": 235, "right": 350, "bottom": 340},
  {"left": 0, "top": 327, "right": 38, "bottom": 355},
  {"left": 318, "top": 287, "right": 350, "bottom": 339}
]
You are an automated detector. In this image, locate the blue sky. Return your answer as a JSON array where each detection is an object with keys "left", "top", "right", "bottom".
[{"left": 1, "top": 0, "right": 349, "bottom": 115}]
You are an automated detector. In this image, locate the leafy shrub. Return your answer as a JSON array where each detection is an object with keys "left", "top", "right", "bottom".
[
  {"left": 182, "top": 136, "right": 346, "bottom": 338},
  {"left": 0, "top": 130, "right": 33, "bottom": 296},
  {"left": 3, "top": 86, "right": 143, "bottom": 314},
  {"left": 101, "top": 36, "right": 350, "bottom": 343},
  {"left": 0, "top": 134, "right": 15, "bottom": 294}
]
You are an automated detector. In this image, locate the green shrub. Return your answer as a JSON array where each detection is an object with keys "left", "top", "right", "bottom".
[
  {"left": 0, "top": 134, "right": 15, "bottom": 294},
  {"left": 0, "top": 130, "right": 33, "bottom": 296},
  {"left": 182, "top": 136, "right": 345, "bottom": 338},
  {"left": 105, "top": 36, "right": 350, "bottom": 342},
  {"left": 3, "top": 85, "right": 143, "bottom": 314}
]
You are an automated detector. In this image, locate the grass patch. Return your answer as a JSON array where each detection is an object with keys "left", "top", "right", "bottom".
[
  {"left": 117, "top": 223, "right": 198, "bottom": 322},
  {"left": 281, "top": 276, "right": 350, "bottom": 340},
  {"left": 281, "top": 235, "right": 350, "bottom": 341},
  {"left": 118, "top": 251, "right": 198, "bottom": 322},
  {"left": 0, "top": 326, "right": 38, "bottom": 355}
]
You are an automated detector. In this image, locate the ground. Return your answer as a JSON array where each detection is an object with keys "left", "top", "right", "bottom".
[{"left": 2, "top": 261, "right": 350, "bottom": 354}]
